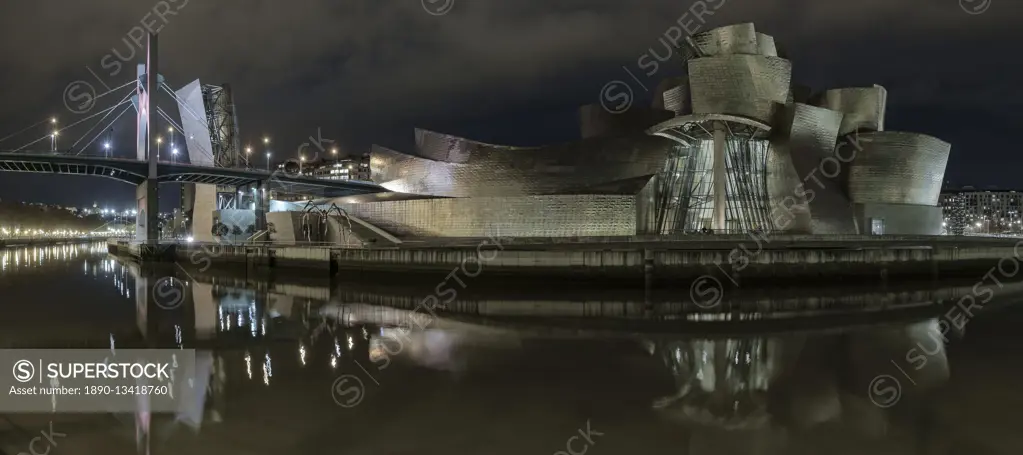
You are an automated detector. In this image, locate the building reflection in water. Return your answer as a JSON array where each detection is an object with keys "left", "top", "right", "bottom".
[
  {"left": 646, "top": 318, "right": 953, "bottom": 453},
  {"left": 96, "top": 253, "right": 987, "bottom": 455},
  {"left": 652, "top": 338, "right": 777, "bottom": 429}
]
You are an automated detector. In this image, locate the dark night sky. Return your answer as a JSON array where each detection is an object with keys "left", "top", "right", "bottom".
[{"left": 0, "top": 0, "right": 1019, "bottom": 211}]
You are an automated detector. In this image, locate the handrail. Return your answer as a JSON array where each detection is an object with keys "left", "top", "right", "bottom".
[{"left": 247, "top": 230, "right": 269, "bottom": 242}]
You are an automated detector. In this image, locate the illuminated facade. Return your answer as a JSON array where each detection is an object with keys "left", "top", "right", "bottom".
[
  {"left": 289, "top": 22, "right": 953, "bottom": 240},
  {"left": 279, "top": 155, "right": 371, "bottom": 182},
  {"left": 940, "top": 188, "right": 1023, "bottom": 235}
]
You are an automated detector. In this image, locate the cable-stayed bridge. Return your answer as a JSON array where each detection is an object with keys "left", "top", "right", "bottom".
[{"left": 0, "top": 32, "right": 384, "bottom": 244}]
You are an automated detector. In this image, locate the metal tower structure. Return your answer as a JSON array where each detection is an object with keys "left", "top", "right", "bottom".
[{"left": 200, "top": 84, "right": 244, "bottom": 169}]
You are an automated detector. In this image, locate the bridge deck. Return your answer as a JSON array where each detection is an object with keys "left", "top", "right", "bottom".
[{"left": 0, "top": 152, "right": 385, "bottom": 197}]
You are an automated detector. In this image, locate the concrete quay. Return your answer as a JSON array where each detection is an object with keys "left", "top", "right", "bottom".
[{"left": 106, "top": 235, "right": 1023, "bottom": 288}]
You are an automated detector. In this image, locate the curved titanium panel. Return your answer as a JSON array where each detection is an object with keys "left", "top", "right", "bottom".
[
  {"left": 371, "top": 133, "right": 674, "bottom": 198},
  {"left": 777, "top": 103, "right": 856, "bottom": 234},
  {"left": 765, "top": 142, "right": 813, "bottom": 233},
  {"left": 846, "top": 131, "right": 951, "bottom": 206},
  {"left": 652, "top": 77, "right": 687, "bottom": 111},
  {"left": 813, "top": 85, "right": 887, "bottom": 135},
  {"left": 684, "top": 23, "right": 760, "bottom": 57},
  {"left": 688, "top": 55, "right": 792, "bottom": 124},
  {"left": 755, "top": 33, "right": 778, "bottom": 57},
  {"left": 662, "top": 85, "right": 690, "bottom": 116}
]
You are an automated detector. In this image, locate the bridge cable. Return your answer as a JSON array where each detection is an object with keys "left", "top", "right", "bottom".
[
  {"left": 1, "top": 81, "right": 135, "bottom": 147},
  {"left": 77, "top": 103, "right": 134, "bottom": 157},
  {"left": 159, "top": 83, "right": 211, "bottom": 135},
  {"left": 0, "top": 118, "right": 51, "bottom": 145},
  {"left": 91, "top": 79, "right": 136, "bottom": 104},
  {"left": 155, "top": 102, "right": 216, "bottom": 164},
  {"left": 69, "top": 92, "right": 135, "bottom": 155},
  {"left": 9, "top": 101, "right": 128, "bottom": 152},
  {"left": 159, "top": 83, "right": 217, "bottom": 148},
  {"left": 155, "top": 107, "right": 209, "bottom": 161}
]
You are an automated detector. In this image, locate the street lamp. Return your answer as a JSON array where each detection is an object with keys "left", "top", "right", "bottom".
[
  {"left": 50, "top": 131, "right": 58, "bottom": 152},
  {"left": 245, "top": 146, "right": 252, "bottom": 169},
  {"left": 172, "top": 147, "right": 179, "bottom": 163},
  {"left": 263, "top": 137, "right": 271, "bottom": 172},
  {"left": 103, "top": 142, "right": 111, "bottom": 158},
  {"left": 299, "top": 155, "right": 305, "bottom": 175},
  {"left": 156, "top": 136, "right": 162, "bottom": 160}
]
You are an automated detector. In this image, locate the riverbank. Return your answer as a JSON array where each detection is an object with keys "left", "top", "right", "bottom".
[
  {"left": 106, "top": 235, "right": 1023, "bottom": 289},
  {"left": 0, "top": 237, "right": 98, "bottom": 248}
]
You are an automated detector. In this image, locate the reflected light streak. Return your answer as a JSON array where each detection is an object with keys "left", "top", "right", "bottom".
[{"left": 244, "top": 352, "right": 252, "bottom": 379}]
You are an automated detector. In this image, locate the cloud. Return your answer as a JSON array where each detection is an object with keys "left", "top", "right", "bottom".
[{"left": 0, "top": 0, "right": 1018, "bottom": 148}]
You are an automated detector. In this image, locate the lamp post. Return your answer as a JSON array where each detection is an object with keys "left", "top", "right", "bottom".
[
  {"left": 103, "top": 141, "right": 111, "bottom": 158},
  {"left": 50, "top": 117, "right": 58, "bottom": 152},
  {"left": 299, "top": 155, "right": 305, "bottom": 175},
  {"left": 263, "top": 137, "right": 271, "bottom": 172},
  {"left": 172, "top": 147, "right": 179, "bottom": 163},
  {"left": 245, "top": 146, "right": 252, "bottom": 169},
  {"left": 156, "top": 136, "right": 162, "bottom": 160}
]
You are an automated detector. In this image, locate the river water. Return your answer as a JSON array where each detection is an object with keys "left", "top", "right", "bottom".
[{"left": 1, "top": 242, "right": 1022, "bottom": 454}]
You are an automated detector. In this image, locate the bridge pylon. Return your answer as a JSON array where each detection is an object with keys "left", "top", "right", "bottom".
[{"left": 135, "top": 32, "right": 160, "bottom": 244}]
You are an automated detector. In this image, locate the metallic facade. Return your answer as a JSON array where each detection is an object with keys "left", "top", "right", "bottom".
[
  {"left": 322, "top": 22, "right": 953, "bottom": 239},
  {"left": 371, "top": 132, "right": 674, "bottom": 197},
  {"left": 675, "top": 24, "right": 792, "bottom": 125},
  {"left": 845, "top": 132, "right": 951, "bottom": 206},
  {"left": 775, "top": 103, "right": 856, "bottom": 234},
  {"left": 175, "top": 80, "right": 217, "bottom": 167},
  {"left": 813, "top": 86, "right": 888, "bottom": 136},
  {"left": 340, "top": 195, "right": 636, "bottom": 238},
  {"left": 688, "top": 55, "right": 792, "bottom": 125},
  {"left": 683, "top": 23, "right": 762, "bottom": 57}
]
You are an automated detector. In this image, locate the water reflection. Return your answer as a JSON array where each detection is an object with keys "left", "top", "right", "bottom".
[
  {"left": 3, "top": 247, "right": 1022, "bottom": 454},
  {"left": 0, "top": 241, "right": 105, "bottom": 274}
]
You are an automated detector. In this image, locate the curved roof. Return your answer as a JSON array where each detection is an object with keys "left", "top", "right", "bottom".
[
  {"left": 371, "top": 132, "right": 674, "bottom": 197},
  {"left": 846, "top": 131, "right": 951, "bottom": 206}
]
